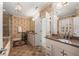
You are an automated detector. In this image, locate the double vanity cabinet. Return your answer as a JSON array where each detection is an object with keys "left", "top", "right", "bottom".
[{"left": 45, "top": 37, "right": 79, "bottom": 56}]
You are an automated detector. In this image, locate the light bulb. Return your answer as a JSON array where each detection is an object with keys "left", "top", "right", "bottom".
[{"left": 32, "top": 18, "right": 35, "bottom": 21}]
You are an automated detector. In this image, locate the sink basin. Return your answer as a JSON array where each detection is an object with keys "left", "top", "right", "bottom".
[{"left": 57, "top": 39, "right": 72, "bottom": 43}]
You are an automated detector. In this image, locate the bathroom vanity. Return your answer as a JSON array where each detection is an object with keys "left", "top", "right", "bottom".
[
  {"left": 45, "top": 16, "right": 79, "bottom": 56},
  {"left": 45, "top": 35, "right": 79, "bottom": 56}
]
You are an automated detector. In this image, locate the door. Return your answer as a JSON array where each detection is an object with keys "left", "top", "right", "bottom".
[
  {"left": 42, "top": 18, "right": 47, "bottom": 48},
  {"left": 0, "top": 3, "right": 3, "bottom": 49},
  {"left": 42, "top": 14, "right": 51, "bottom": 48},
  {"left": 35, "top": 17, "right": 42, "bottom": 47}
]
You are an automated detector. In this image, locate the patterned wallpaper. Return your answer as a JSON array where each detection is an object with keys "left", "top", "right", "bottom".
[{"left": 12, "top": 16, "right": 34, "bottom": 39}]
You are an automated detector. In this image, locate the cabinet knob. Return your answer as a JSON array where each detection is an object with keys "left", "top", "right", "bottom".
[
  {"left": 61, "top": 51, "right": 63, "bottom": 54},
  {"left": 61, "top": 50, "right": 64, "bottom": 56}
]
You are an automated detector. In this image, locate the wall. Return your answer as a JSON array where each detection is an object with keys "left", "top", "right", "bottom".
[
  {"left": 51, "top": 15, "right": 58, "bottom": 34},
  {"left": 3, "top": 14, "right": 9, "bottom": 36},
  {"left": 0, "top": 2, "right": 3, "bottom": 49},
  {"left": 73, "top": 16, "right": 79, "bottom": 37},
  {"left": 30, "top": 19, "right": 35, "bottom": 31},
  {"left": 40, "top": 4, "right": 56, "bottom": 35},
  {"left": 12, "top": 16, "right": 34, "bottom": 39}
]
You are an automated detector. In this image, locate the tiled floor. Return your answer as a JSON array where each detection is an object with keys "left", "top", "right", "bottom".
[{"left": 9, "top": 44, "right": 44, "bottom": 56}]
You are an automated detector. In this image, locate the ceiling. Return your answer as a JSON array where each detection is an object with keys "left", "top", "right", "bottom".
[
  {"left": 3, "top": 2, "right": 79, "bottom": 17},
  {"left": 54, "top": 2, "right": 79, "bottom": 17},
  {"left": 3, "top": 2, "right": 47, "bottom": 17}
]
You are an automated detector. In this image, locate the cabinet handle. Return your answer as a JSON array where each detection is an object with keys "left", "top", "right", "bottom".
[
  {"left": 61, "top": 50, "right": 64, "bottom": 56},
  {"left": 61, "top": 51, "right": 63, "bottom": 54}
]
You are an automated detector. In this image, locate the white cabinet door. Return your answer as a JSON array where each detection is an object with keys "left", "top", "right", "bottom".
[
  {"left": 0, "top": 3, "right": 3, "bottom": 49},
  {"left": 35, "top": 17, "right": 42, "bottom": 47},
  {"left": 46, "top": 39, "right": 63, "bottom": 56},
  {"left": 64, "top": 44, "right": 79, "bottom": 56},
  {"left": 28, "top": 33, "right": 35, "bottom": 46},
  {"left": 45, "top": 39, "right": 53, "bottom": 56},
  {"left": 64, "top": 50, "right": 77, "bottom": 56},
  {"left": 46, "top": 39, "right": 79, "bottom": 56},
  {"left": 35, "top": 34, "right": 42, "bottom": 47},
  {"left": 42, "top": 18, "right": 47, "bottom": 48},
  {"left": 46, "top": 12, "right": 51, "bottom": 35},
  {"left": 42, "top": 16, "right": 51, "bottom": 48}
]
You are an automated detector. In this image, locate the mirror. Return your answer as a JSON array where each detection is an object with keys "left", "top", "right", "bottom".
[
  {"left": 58, "top": 17, "right": 74, "bottom": 38},
  {"left": 73, "top": 16, "right": 79, "bottom": 37}
]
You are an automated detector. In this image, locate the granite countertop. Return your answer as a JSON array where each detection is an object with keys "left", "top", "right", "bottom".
[
  {"left": 27, "top": 31, "right": 35, "bottom": 34},
  {"left": 46, "top": 34, "right": 79, "bottom": 48}
]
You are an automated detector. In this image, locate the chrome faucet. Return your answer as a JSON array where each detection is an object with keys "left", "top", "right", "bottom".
[{"left": 64, "top": 32, "right": 70, "bottom": 40}]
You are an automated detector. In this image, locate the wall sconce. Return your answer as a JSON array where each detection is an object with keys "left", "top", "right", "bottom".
[{"left": 32, "top": 18, "right": 35, "bottom": 21}]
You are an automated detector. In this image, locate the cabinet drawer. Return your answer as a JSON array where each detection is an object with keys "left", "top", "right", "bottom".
[
  {"left": 64, "top": 50, "right": 78, "bottom": 56},
  {"left": 64, "top": 44, "right": 79, "bottom": 56}
]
